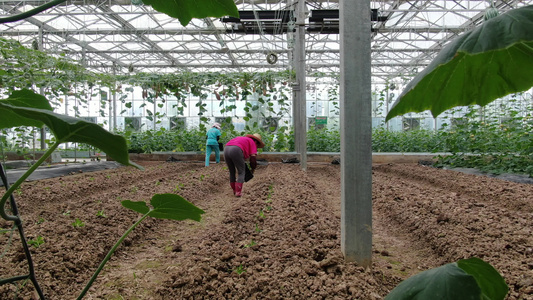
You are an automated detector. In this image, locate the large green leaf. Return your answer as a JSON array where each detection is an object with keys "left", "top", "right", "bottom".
[
  {"left": 457, "top": 257, "right": 508, "bottom": 300},
  {"left": 141, "top": 0, "right": 239, "bottom": 27},
  {"left": 0, "top": 89, "right": 53, "bottom": 129},
  {"left": 122, "top": 193, "right": 205, "bottom": 221},
  {"left": 386, "top": 5, "right": 533, "bottom": 121},
  {"left": 0, "top": 94, "right": 140, "bottom": 168},
  {"left": 385, "top": 261, "right": 481, "bottom": 300},
  {"left": 121, "top": 200, "right": 151, "bottom": 215},
  {"left": 385, "top": 257, "right": 508, "bottom": 300},
  {"left": 149, "top": 193, "right": 205, "bottom": 221}
]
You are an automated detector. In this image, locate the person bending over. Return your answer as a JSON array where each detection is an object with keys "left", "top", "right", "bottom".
[{"left": 223, "top": 133, "right": 265, "bottom": 197}]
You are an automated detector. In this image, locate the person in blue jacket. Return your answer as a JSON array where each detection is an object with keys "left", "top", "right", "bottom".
[{"left": 205, "top": 122, "right": 222, "bottom": 166}]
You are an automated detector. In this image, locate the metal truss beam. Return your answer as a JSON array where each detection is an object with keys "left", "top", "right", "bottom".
[{"left": 1, "top": 0, "right": 532, "bottom": 81}]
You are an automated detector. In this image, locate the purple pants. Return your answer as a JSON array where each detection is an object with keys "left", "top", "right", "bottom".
[{"left": 224, "top": 145, "right": 245, "bottom": 183}]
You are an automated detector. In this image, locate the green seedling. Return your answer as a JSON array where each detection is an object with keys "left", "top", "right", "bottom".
[
  {"left": 254, "top": 223, "right": 262, "bottom": 233},
  {"left": 174, "top": 183, "right": 185, "bottom": 192},
  {"left": 78, "top": 194, "right": 204, "bottom": 299},
  {"left": 89, "top": 177, "right": 95, "bottom": 181},
  {"left": 244, "top": 240, "right": 257, "bottom": 248},
  {"left": 155, "top": 180, "right": 161, "bottom": 186},
  {"left": 258, "top": 210, "right": 265, "bottom": 219},
  {"left": 131, "top": 186, "right": 139, "bottom": 194},
  {"left": 36, "top": 217, "right": 45, "bottom": 224},
  {"left": 233, "top": 265, "right": 246, "bottom": 275},
  {"left": 28, "top": 236, "right": 45, "bottom": 248},
  {"left": 105, "top": 174, "right": 111, "bottom": 179},
  {"left": 265, "top": 205, "right": 272, "bottom": 212},
  {"left": 267, "top": 184, "right": 274, "bottom": 199},
  {"left": 96, "top": 210, "right": 107, "bottom": 218},
  {"left": 72, "top": 218, "right": 85, "bottom": 228},
  {"left": 62, "top": 210, "right": 71, "bottom": 216}
]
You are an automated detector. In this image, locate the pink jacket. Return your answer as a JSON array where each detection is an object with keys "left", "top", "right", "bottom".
[{"left": 226, "top": 136, "right": 258, "bottom": 159}]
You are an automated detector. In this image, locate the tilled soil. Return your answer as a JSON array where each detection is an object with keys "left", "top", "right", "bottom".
[{"left": 0, "top": 161, "right": 532, "bottom": 299}]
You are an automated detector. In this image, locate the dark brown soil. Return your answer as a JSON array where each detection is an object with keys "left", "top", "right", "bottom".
[{"left": 1, "top": 162, "right": 532, "bottom": 299}]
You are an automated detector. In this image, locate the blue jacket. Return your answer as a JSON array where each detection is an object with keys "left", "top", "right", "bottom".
[{"left": 206, "top": 127, "right": 221, "bottom": 146}]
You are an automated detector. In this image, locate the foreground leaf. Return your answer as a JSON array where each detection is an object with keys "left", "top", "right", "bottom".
[
  {"left": 457, "top": 257, "right": 508, "bottom": 300},
  {"left": 0, "top": 99, "right": 140, "bottom": 168},
  {"left": 149, "top": 193, "right": 205, "bottom": 221},
  {"left": 142, "top": 0, "right": 239, "bottom": 26},
  {"left": 386, "top": 5, "right": 533, "bottom": 120},
  {"left": 385, "top": 257, "right": 508, "bottom": 300},
  {"left": 385, "top": 262, "right": 480, "bottom": 300},
  {"left": 121, "top": 200, "right": 150, "bottom": 215},
  {"left": 0, "top": 89, "right": 52, "bottom": 129},
  {"left": 122, "top": 194, "right": 205, "bottom": 222}
]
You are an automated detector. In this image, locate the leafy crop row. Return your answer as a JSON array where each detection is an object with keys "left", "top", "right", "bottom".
[
  {"left": 118, "top": 115, "right": 531, "bottom": 176},
  {"left": 3, "top": 114, "right": 530, "bottom": 176}
]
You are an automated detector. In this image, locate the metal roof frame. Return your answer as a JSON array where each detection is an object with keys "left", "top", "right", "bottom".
[{"left": 1, "top": 0, "right": 531, "bottom": 83}]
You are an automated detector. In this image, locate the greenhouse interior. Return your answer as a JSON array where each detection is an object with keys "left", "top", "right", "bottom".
[
  {"left": 1, "top": 1, "right": 533, "bottom": 299},
  {"left": 1, "top": 0, "right": 532, "bottom": 172}
]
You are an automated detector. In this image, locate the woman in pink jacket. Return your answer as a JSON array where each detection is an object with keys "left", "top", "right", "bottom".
[{"left": 223, "top": 133, "right": 265, "bottom": 197}]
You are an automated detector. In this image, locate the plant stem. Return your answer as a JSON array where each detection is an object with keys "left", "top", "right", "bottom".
[
  {"left": 0, "top": 142, "right": 59, "bottom": 221},
  {"left": 0, "top": 0, "right": 68, "bottom": 24},
  {"left": 0, "top": 161, "right": 46, "bottom": 298},
  {"left": 77, "top": 212, "right": 150, "bottom": 300}
]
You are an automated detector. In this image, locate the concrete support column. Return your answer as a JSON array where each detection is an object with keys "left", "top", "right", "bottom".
[
  {"left": 340, "top": 0, "right": 373, "bottom": 266},
  {"left": 294, "top": 0, "right": 307, "bottom": 170}
]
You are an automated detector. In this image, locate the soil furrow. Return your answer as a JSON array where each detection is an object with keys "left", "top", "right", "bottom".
[
  {"left": 373, "top": 163, "right": 533, "bottom": 212},
  {"left": 372, "top": 163, "right": 533, "bottom": 299},
  {"left": 1, "top": 162, "right": 531, "bottom": 299}
]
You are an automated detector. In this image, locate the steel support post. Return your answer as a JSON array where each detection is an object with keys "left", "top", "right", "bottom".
[
  {"left": 340, "top": 0, "right": 373, "bottom": 266},
  {"left": 294, "top": 0, "right": 307, "bottom": 170}
]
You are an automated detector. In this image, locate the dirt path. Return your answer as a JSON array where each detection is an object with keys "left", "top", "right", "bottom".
[{"left": 0, "top": 162, "right": 531, "bottom": 299}]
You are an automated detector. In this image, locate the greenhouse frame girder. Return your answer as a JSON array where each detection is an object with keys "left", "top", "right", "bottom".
[{"left": 1, "top": 0, "right": 532, "bottom": 83}]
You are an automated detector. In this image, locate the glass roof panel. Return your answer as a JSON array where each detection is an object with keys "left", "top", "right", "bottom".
[{"left": 1, "top": 0, "right": 532, "bottom": 84}]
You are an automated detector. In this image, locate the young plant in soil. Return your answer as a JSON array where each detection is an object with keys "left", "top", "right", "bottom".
[
  {"left": 71, "top": 218, "right": 85, "bottom": 228},
  {"left": 244, "top": 240, "right": 256, "bottom": 248},
  {"left": 0, "top": 89, "right": 205, "bottom": 299},
  {"left": 27, "top": 235, "right": 44, "bottom": 248},
  {"left": 233, "top": 264, "right": 246, "bottom": 275}
]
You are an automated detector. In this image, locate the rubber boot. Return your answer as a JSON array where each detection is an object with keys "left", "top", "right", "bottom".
[
  {"left": 234, "top": 182, "right": 243, "bottom": 197},
  {"left": 230, "top": 182, "right": 236, "bottom": 195}
]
